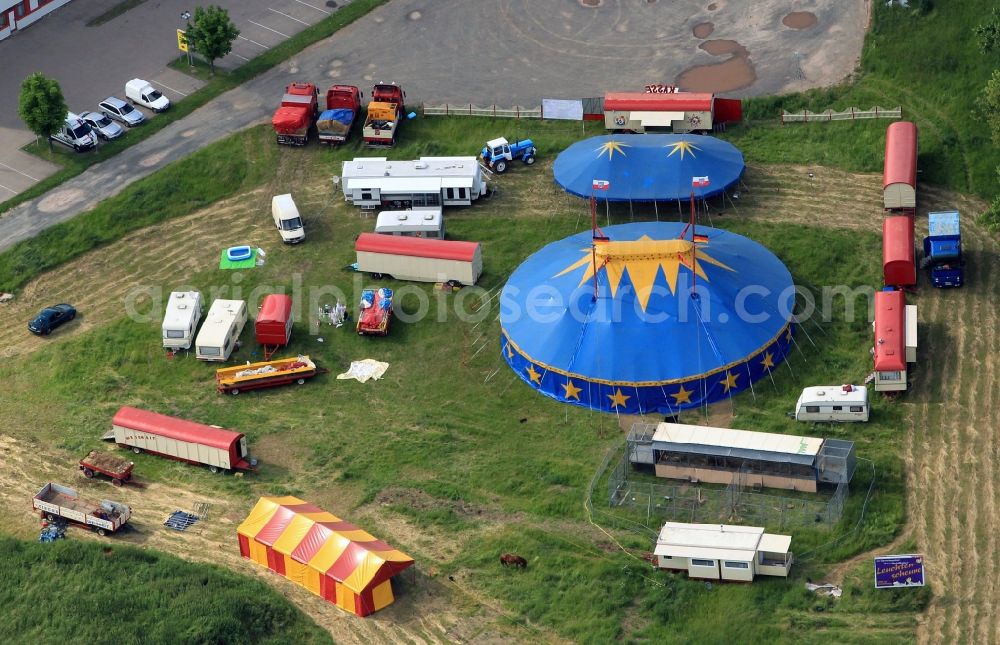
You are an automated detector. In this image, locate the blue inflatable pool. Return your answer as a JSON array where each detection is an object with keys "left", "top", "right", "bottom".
[{"left": 226, "top": 245, "right": 252, "bottom": 262}]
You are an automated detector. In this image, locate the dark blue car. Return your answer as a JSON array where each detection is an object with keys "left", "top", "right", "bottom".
[{"left": 28, "top": 303, "right": 76, "bottom": 335}]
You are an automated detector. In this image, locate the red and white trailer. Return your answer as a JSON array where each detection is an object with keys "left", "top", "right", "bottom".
[
  {"left": 603, "top": 91, "right": 742, "bottom": 133},
  {"left": 256, "top": 294, "right": 293, "bottom": 359},
  {"left": 883, "top": 121, "right": 917, "bottom": 214},
  {"left": 104, "top": 406, "right": 256, "bottom": 473},
  {"left": 883, "top": 215, "right": 916, "bottom": 287},
  {"left": 872, "top": 290, "right": 918, "bottom": 392},
  {"left": 33, "top": 483, "right": 131, "bottom": 536},
  {"left": 355, "top": 233, "right": 482, "bottom": 285}
]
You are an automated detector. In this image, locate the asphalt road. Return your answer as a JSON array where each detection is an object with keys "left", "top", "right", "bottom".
[{"left": 0, "top": 0, "right": 866, "bottom": 253}]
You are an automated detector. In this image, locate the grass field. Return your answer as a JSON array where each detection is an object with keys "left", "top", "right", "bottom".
[
  {"left": 0, "top": 536, "right": 331, "bottom": 644},
  {"left": 0, "top": 117, "right": 967, "bottom": 642}
]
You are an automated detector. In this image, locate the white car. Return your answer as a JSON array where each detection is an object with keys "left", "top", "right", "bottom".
[
  {"left": 79, "top": 111, "right": 124, "bottom": 141},
  {"left": 125, "top": 79, "right": 170, "bottom": 113}
]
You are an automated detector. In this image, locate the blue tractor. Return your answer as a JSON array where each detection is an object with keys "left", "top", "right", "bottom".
[{"left": 480, "top": 137, "right": 536, "bottom": 173}]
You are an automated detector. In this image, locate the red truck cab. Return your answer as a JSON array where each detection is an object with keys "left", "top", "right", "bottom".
[{"left": 272, "top": 82, "right": 319, "bottom": 146}]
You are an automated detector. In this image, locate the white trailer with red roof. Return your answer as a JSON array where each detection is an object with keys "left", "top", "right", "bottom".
[
  {"left": 354, "top": 233, "right": 482, "bottom": 285},
  {"left": 603, "top": 91, "right": 742, "bottom": 133},
  {"left": 103, "top": 406, "right": 256, "bottom": 473}
]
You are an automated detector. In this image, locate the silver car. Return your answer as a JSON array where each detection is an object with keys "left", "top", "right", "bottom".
[
  {"left": 80, "top": 110, "right": 124, "bottom": 140},
  {"left": 99, "top": 96, "right": 145, "bottom": 127}
]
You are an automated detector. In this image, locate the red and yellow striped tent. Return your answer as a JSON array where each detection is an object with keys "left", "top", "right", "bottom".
[{"left": 237, "top": 496, "right": 414, "bottom": 616}]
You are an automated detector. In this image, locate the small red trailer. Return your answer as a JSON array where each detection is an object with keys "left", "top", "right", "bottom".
[
  {"left": 256, "top": 294, "right": 293, "bottom": 359},
  {"left": 356, "top": 288, "right": 393, "bottom": 336},
  {"left": 79, "top": 450, "right": 134, "bottom": 487},
  {"left": 883, "top": 216, "right": 916, "bottom": 287},
  {"left": 104, "top": 406, "right": 256, "bottom": 473},
  {"left": 883, "top": 121, "right": 917, "bottom": 214}
]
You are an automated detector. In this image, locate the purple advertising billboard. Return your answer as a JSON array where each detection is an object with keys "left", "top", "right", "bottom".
[{"left": 874, "top": 554, "right": 925, "bottom": 588}]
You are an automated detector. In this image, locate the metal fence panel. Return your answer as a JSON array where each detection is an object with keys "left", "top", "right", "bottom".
[{"left": 780, "top": 106, "right": 902, "bottom": 123}]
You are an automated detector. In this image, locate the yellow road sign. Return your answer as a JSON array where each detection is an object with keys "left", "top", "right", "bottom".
[{"left": 177, "top": 29, "right": 189, "bottom": 53}]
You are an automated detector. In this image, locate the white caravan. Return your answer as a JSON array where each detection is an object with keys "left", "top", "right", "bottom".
[
  {"left": 794, "top": 384, "right": 869, "bottom": 422},
  {"left": 161, "top": 291, "right": 203, "bottom": 350},
  {"left": 195, "top": 299, "right": 247, "bottom": 361}
]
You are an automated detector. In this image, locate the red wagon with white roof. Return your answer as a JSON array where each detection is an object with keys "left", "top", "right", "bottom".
[
  {"left": 354, "top": 233, "right": 482, "bottom": 285},
  {"left": 103, "top": 406, "right": 256, "bottom": 473}
]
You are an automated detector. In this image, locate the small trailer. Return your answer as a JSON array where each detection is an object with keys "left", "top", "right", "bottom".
[
  {"left": 33, "top": 483, "right": 131, "bottom": 536},
  {"left": 355, "top": 233, "right": 483, "bottom": 285},
  {"left": 883, "top": 121, "right": 917, "bottom": 214},
  {"left": 162, "top": 291, "right": 202, "bottom": 351},
  {"left": 255, "top": 294, "right": 293, "bottom": 359},
  {"left": 79, "top": 450, "right": 134, "bottom": 487},
  {"left": 872, "top": 290, "right": 918, "bottom": 392},
  {"left": 215, "top": 355, "right": 323, "bottom": 395},
  {"left": 105, "top": 406, "right": 256, "bottom": 473},
  {"left": 356, "top": 288, "right": 393, "bottom": 336},
  {"left": 883, "top": 215, "right": 916, "bottom": 288},
  {"left": 794, "top": 385, "right": 869, "bottom": 422},
  {"left": 375, "top": 207, "right": 444, "bottom": 238},
  {"left": 195, "top": 299, "right": 248, "bottom": 361}
]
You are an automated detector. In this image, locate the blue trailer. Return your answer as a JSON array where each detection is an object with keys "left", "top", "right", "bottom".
[{"left": 922, "top": 211, "right": 963, "bottom": 288}]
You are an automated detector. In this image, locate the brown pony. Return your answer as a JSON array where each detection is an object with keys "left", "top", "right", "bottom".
[{"left": 500, "top": 553, "right": 527, "bottom": 569}]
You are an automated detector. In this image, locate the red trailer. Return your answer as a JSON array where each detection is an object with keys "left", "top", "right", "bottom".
[
  {"left": 883, "top": 121, "right": 917, "bottom": 213},
  {"left": 256, "top": 294, "right": 293, "bottom": 359},
  {"left": 872, "top": 290, "right": 908, "bottom": 392},
  {"left": 79, "top": 450, "right": 134, "bottom": 487},
  {"left": 104, "top": 406, "right": 256, "bottom": 473},
  {"left": 603, "top": 91, "right": 742, "bottom": 133},
  {"left": 883, "top": 216, "right": 916, "bottom": 287}
]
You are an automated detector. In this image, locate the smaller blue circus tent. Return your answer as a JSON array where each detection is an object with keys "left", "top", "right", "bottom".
[
  {"left": 553, "top": 134, "right": 744, "bottom": 202},
  {"left": 500, "top": 222, "right": 795, "bottom": 415}
]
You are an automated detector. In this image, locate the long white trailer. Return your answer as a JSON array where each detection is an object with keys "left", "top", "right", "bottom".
[
  {"left": 341, "top": 156, "right": 488, "bottom": 209},
  {"left": 354, "top": 233, "right": 482, "bottom": 285}
]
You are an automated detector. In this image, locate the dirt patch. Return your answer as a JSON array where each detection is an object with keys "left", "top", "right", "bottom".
[
  {"left": 676, "top": 53, "right": 756, "bottom": 93},
  {"left": 783, "top": 11, "right": 819, "bottom": 30},
  {"left": 698, "top": 39, "right": 747, "bottom": 56},
  {"left": 693, "top": 22, "right": 714, "bottom": 39}
]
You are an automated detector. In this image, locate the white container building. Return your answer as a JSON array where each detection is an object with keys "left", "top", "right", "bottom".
[
  {"left": 654, "top": 521, "right": 793, "bottom": 581},
  {"left": 341, "top": 157, "right": 487, "bottom": 209}
]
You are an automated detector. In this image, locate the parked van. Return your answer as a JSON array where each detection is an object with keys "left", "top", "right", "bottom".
[
  {"left": 195, "top": 299, "right": 247, "bottom": 361},
  {"left": 375, "top": 207, "right": 444, "bottom": 238},
  {"left": 50, "top": 113, "right": 97, "bottom": 152},
  {"left": 794, "top": 385, "right": 869, "bottom": 422},
  {"left": 125, "top": 79, "right": 170, "bottom": 112},
  {"left": 162, "top": 291, "right": 203, "bottom": 350},
  {"left": 271, "top": 194, "right": 305, "bottom": 243}
]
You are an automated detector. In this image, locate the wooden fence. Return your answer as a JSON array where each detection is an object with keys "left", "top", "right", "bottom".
[
  {"left": 780, "top": 106, "right": 902, "bottom": 124},
  {"left": 422, "top": 103, "right": 542, "bottom": 119}
]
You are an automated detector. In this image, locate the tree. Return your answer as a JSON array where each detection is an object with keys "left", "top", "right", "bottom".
[
  {"left": 981, "top": 68, "right": 1000, "bottom": 145},
  {"left": 975, "top": 8, "right": 1000, "bottom": 54},
  {"left": 18, "top": 73, "right": 68, "bottom": 151},
  {"left": 185, "top": 5, "right": 240, "bottom": 75}
]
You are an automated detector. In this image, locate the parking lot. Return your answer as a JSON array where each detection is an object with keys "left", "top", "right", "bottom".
[{"left": 0, "top": 0, "right": 338, "bottom": 197}]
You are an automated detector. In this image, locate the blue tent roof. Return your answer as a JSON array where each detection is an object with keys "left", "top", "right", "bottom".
[
  {"left": 500, "top": 222, "right": 795, "bottom": 414},
  {"left": 553, "top": 134, "right": 745, "bottom": 201}
]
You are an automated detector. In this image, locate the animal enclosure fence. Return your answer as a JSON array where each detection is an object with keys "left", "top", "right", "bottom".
[
  {"left": 422, "top": 103, "right": 542, "bottom": 119},
  {"left": 780, "top": 106, "right": 902, "bottom": 124},
  {"left": 599, "top": 446, "right": 847, "bottom": 531}
]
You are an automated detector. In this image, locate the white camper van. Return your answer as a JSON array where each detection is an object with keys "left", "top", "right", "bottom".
[
  {"left": 795, "top": 385, "right": 869, "bottom": 422},
  {"left": 374, "top": 207, "right": 444, "bottom": 238},
  {"left": 271, "top": 194, "right": 305, "bottom": 243},
  {"left": 162, "top": 291, "right": 203, "bottom": 350},
  {"left": 195, "top": 299, "right": 248, "bottom": 361},
  {"left": 125, "top": 79, "right": 170, "bottom": 112}
]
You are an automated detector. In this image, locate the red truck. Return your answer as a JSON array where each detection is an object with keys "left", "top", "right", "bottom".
[
  {"left": 272, "top": 82, "right": 319, "bottom": 146},
  {"left": 317, "top": 85, "right": 362, "bottom": 145},
  {"left": 363, "top": 82, "right": 405, "bottom": 147}
]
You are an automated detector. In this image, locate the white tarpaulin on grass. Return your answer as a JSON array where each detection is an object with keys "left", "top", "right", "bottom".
[{"left": 336, "top": 359, "right": 389, "bottom": 383}]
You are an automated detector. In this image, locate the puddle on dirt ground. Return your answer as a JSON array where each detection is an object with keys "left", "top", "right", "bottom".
[
  {"left": 579, "top": 0, "right": 603, "bottom": 7},
  {"left": 782, "top": 11, "right": 818, "bottom": 29},
  {"left": 707, "top": 2, "right": 718, "bottom": 10},
  {"left": 678, "top": 39, "right": 756, "bottom": 93},
  {"left": 692, "top": 22, "right": 714, "bottom": 38}
]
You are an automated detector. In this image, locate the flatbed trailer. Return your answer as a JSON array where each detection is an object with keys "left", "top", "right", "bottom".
[
  {"left": 215, "top": 355, "right": 325, "bottom": 395},
  {"left": 32, "top": 483, "right": 131, "bottom": 536},
  {"left": 79, "top": 450, "right": 134, "bottom": 487}
]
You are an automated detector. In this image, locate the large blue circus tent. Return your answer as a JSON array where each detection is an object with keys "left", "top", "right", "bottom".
[
  {"left": 553, "top": 134, "right": 744, "bottom": 202},
  {"left": 500, "top": 222, "right": 795, "bottom": 414}
]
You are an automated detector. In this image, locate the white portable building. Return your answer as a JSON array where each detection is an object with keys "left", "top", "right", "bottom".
[
  {"left": 341, "top": 157, "right": 487, "bottom": 209},
  {"left": 195, "top": 299, "right": 248, "bottom": 361},
  {"left": 654, "top": 521, "right": 793, "bottom": 581},
  {"left": 374, "top": 207, "right": 444, "bottom": 238},
  {"left": 162, "top": 291, "right": 203, "bottom": 350},
  {"left": 795, "top": 384, "right": 869, "bottom": 422}
]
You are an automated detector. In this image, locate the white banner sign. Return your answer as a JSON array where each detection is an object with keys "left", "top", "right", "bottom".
[{"left": 542, "top": 99, "right": 584, "bottom": 121}]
